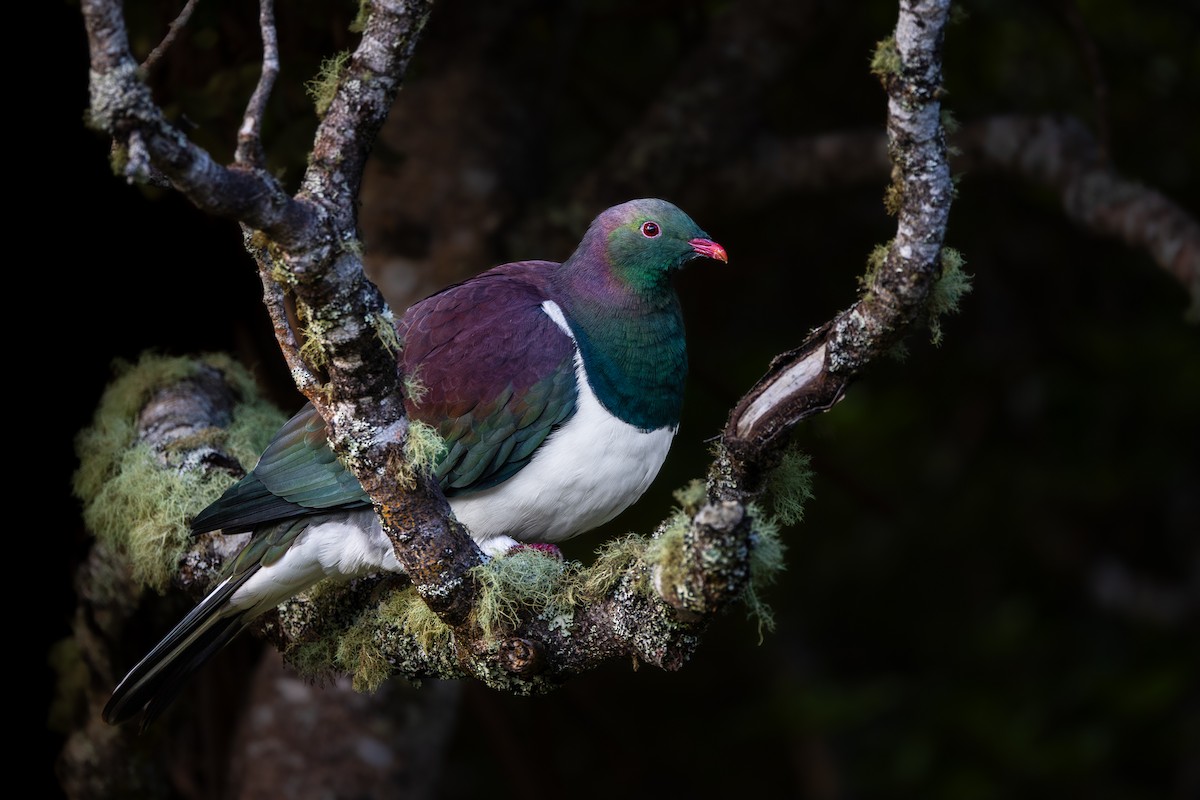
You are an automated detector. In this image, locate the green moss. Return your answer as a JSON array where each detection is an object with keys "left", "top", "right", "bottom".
[
  {"left": 287, "top": 638, "right": 338, "bottom": 683},
  {"left": 80, "top": 443, "right": 230, "bottom": 589},
  {"left": 226, "top": 398, "right": 289, "bottom": 468},
  {"left": 74, "top": 355, "right": 192, "bottom": 505},
  {"left": 299, "top": 315, "right": 332, "bottom": 369},
  {"left": 747, "top": 508, "right": 786, "bottom": 590},
  {"left": 859, "top": 242, "right": 892, "bottom": 292},
  {"left": 253, "top": 238, "right": 294, "bottom": 287},
  {"left": 335, "top": 613, "right": 390, "bottom": 693},
  {"left": 883, "top": 180, "right": 904, "bottom": 216},
  {"left": 108, "top": 145, "right": 129, "bottom": 177},
  {"left": 470, "top": 550, "right": 575, "bottom": 639},
  {"left": 672, "top": 479, "right": 707, "bottom": 516},
  {"left": 927, "top": 246, "right": 973, "bottom": 346},
  {"left": 72, "top": 353, "right": 280, "bottom": 592},
  {"left": 578, "top": 534, "right": 650, "bottom": 600},
  {"left": 270, "top": 261, "right": 295, "bottom": 287},
  {"left": 350, "top": 0, "right": 371, "bottom": 33},
  {"left": 764, "top": 446, "right": 815, "bottom": 527},
  {"left": 381, "top": 586, "right": 454, "bottom": 653},
  {"left": 743, "top": 505, "right": 788, "bottom": 642},
  {"left": 368, "top": 310, "right": 400, "bottom": 356},
  {"left": 399, "top": 420, "right": 447, "bottom": 490},
  {"left": 281, "top": 580, "right": 372, "bottom": 682},
  {"left": 870, "top": 35, "right": 901, "bottom": 81},
  {"left": 310, "top": 584, "right": 452, "bottom": 693},
  {"left": 644, "top": 510, "right": 690, "bottom": 593},
  {"left": 306, "top": 51, "right": 350, "bottom": 116},
  {"left": 941, "top": 108, "right": 961, "bottom": 135}
]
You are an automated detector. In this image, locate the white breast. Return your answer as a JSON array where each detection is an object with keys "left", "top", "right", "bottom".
[{"left": 447, "top": 300, "right": 676, "bottom": 556}]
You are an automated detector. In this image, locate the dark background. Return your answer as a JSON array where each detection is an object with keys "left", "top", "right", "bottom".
[{"left": 52, "top": 0, "right": 1197, "bottom": 797}]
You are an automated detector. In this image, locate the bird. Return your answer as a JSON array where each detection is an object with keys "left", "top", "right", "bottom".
[{"left": 102, "top": 197, "right": 727, "bottom": 729}]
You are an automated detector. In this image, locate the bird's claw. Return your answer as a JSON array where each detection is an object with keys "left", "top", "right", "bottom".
[{"left": 507, "top": 542, "right": 564, "bottom": 560}]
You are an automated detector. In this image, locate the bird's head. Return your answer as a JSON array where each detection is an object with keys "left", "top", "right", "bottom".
[{"left": 574, "top": 198, "right": 727, "bottom": 294}]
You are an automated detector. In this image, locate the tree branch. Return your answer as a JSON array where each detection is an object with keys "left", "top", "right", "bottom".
[
  {"left": 140, "top": 0, "right": 201, "bottom": 73},
  {"left": 719, "top": 0, "right": 954, "bottom": 494},
  {"left": 82, "top": 0, "right": 314, "bottom": 246},
  {"left": 74, "top": 0, "right": 953, "bottom": 715},
  {"left": 695, "top": 115, "right": 1200, "bottom": 315},
  {"left": 955, "top": 114, "right": 1200, "bottom": 316},
  {"left": 235, "top": 0, "right": 280, "bottom": 169}
]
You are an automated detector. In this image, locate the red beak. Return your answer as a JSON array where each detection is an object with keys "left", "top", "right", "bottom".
[{"left": 689, "top": 237, "right": 728, "bottom": 263}]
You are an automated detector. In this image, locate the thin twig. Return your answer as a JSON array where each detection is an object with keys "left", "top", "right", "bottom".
[
  {"left": 241, "top": 226, "right": 321, "bottom": 398},
  {"left": 236, "top": 0, "right": 280, "bottom": 168},
  {"left": 141, "top": 0, "right": 202, "bottom": 72}
]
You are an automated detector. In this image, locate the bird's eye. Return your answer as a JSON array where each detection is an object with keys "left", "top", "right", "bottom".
[{"left": 641, "top": 221, "right": 661, "bottom": 238}]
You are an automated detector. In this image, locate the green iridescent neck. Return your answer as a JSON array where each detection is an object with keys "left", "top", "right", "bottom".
[{"left": 558, "top": 287, "right": 687, "bottom": 431}]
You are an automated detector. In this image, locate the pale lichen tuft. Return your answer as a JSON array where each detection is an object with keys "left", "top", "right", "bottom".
[
  {"left": 299, "top": 315, "right": 332, "bottom": 370},
  {"left": 764, "top": 446, "right": 815, "bottom": 527},
  {"left": 381, "top": 587, "right": 454, "bottom": 653},
  {"left": 335, "top": 615, "right": 390, "bottom": 693},
  {"left": 399, "top": 421, "right": 446, "bottom": 490},
  {"left": 470, "top": 550, "right": 573, "bottom": 640},
  {"left": 306, "top": 51, "right": 351, "bottom": 117},
  {"left": 927, "top": 247, "right": 973, "bottom": 346},
  {"left": 403, "top": 365, "right": 428, "bottom": 407},
  {"left": 742, "top": 505, "right": 788, "bottom": 642},
  {"left": 72, "top": 352, "right": 283, "bottom": 592},
  {"left": 368, "top": 310, "right": 400, "bottom": 356},
  {"left": 870, "top": 35, "right": 901, "bottom": 81},
  {"left": 578, "top": 534, "right": 650, "bottom": 600}
]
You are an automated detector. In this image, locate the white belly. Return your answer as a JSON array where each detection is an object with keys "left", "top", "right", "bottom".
[{"left": 449, "top": 356, "right": 674, "bottom": 553}]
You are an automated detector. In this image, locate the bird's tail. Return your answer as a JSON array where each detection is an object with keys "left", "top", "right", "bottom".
[{"left": 102, "top": 570, "right": 258, "bottom": 731}]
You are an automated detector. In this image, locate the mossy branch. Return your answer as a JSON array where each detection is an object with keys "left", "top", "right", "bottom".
[{"left": 73, "top": 356, "right": 803, "bottom": 699}]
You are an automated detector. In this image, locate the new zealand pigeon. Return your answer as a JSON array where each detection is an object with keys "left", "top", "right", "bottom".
[{"left": 103, "top": 198, "right": 727, "bottom": 728}]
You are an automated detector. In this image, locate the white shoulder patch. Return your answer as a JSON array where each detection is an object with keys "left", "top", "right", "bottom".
[{"left": 541, "top": 300, "right": 574, "bottom": 338}]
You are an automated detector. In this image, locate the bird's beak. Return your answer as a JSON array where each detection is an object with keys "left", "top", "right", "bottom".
[{"left": 689, "top": 238, "right": 728, "bottom": 263}]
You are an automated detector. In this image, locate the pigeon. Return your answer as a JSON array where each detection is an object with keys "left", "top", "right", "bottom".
[{"left": 103, "top": 197, "right": 727, "bottom": 728}]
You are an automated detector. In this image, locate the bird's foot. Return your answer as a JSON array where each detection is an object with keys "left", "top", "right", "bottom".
[{"left": 507, "top": 542, "right": 564, "bottom": 560}]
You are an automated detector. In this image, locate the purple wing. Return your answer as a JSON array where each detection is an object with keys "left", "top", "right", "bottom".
[{"left": 398, "top": 260, "right": 579, "bottom": 494}]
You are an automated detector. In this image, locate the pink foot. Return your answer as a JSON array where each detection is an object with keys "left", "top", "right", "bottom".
[{"left": 507, "top": 542, "right": 564, "bottom": 559}]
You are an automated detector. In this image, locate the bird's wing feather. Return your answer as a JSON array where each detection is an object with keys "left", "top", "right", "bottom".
[
  {"left": 190, "top": 405, "right": 370, "bottom": 534},
  {"left": 399, "top": 260, "right": 578, "bottom": 495},
  {"left": 191, "top": 260, "right": 577, "bottom": 533}
]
